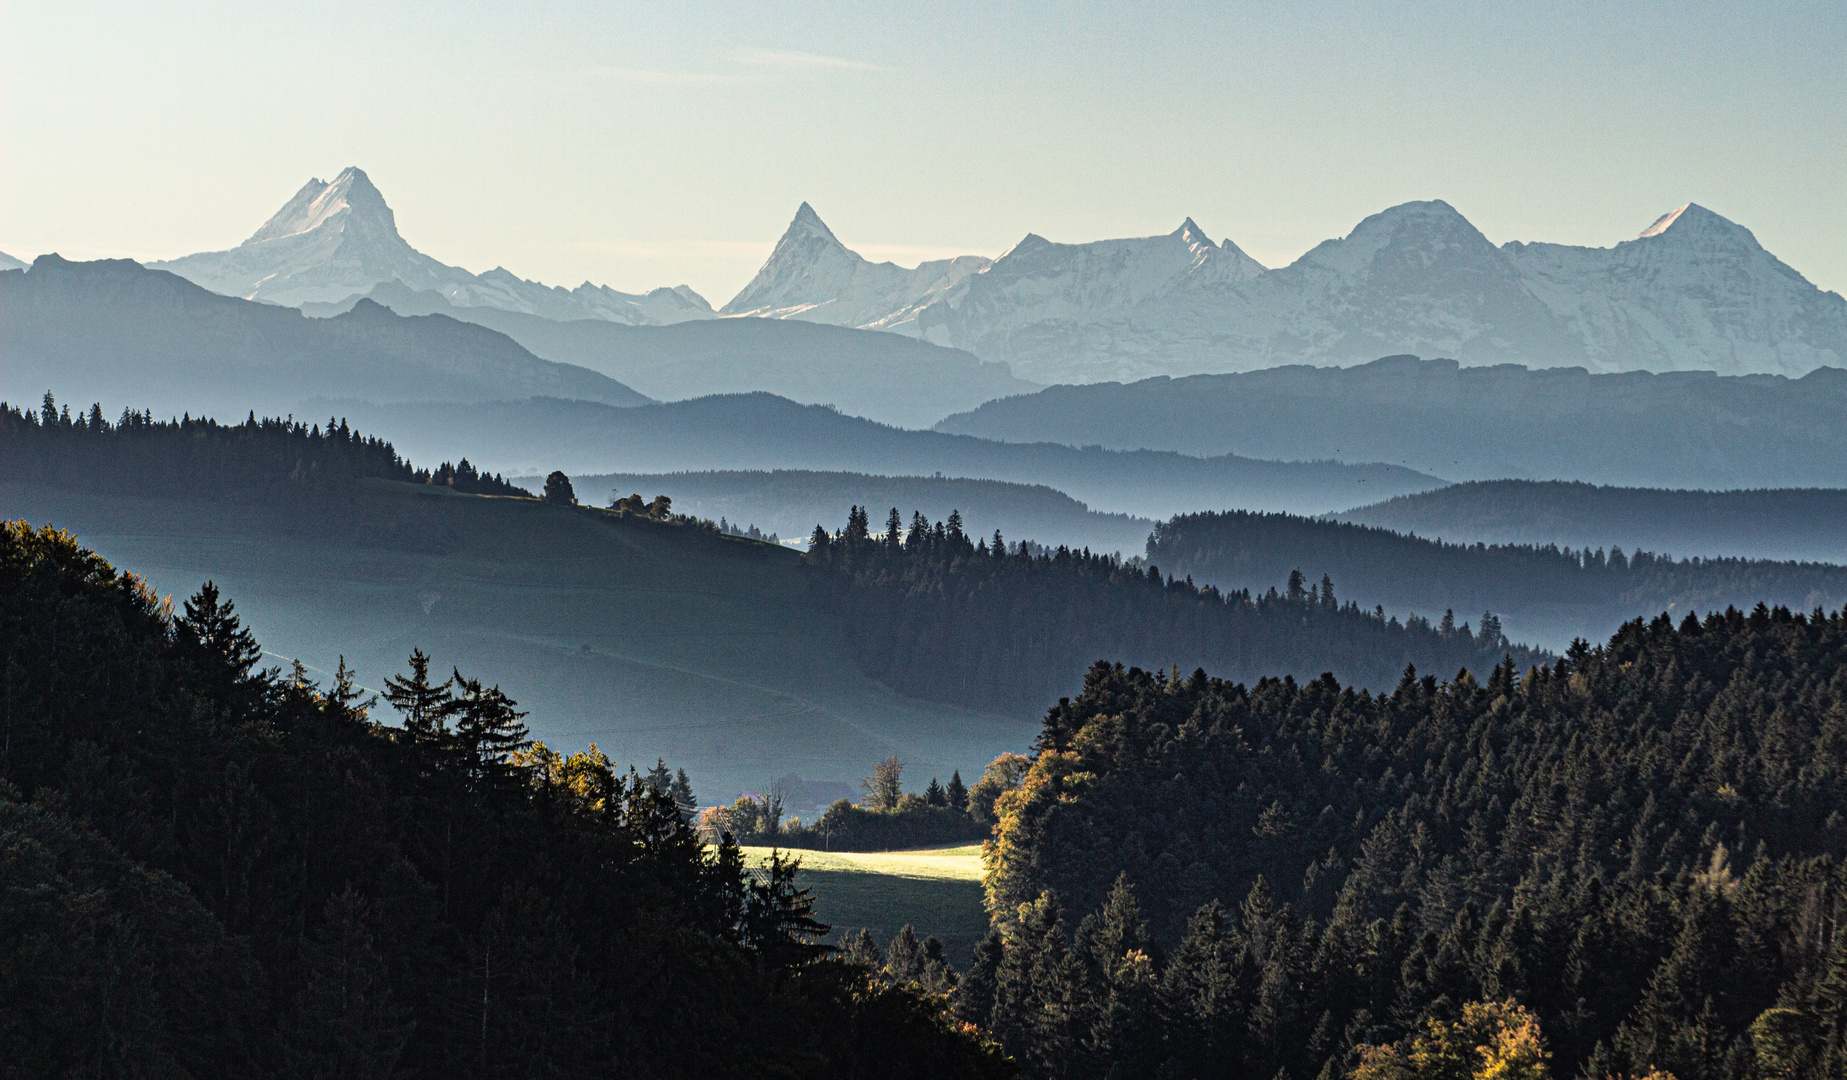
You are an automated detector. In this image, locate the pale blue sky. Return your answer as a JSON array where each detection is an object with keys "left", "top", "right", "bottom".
[{"left": 3, "top": 1, "right": 1841, "bottom": 302}]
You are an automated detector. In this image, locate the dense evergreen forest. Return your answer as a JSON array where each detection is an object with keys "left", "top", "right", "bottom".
[
  {"left": 806, "top": 506, "right": 1536, "bottom": 716},
  {"left": 1151, "top": 509, "right": 1847, "bottom": 647},
  {"left": 0, "top": 522, "right": 1008, "bottom": 1077},
  {"left": 0, "top": 394, "right": 527, "bottom": 501},
  {"left": 960, "top": 608, "right": 1847, "bottom": 1079}
]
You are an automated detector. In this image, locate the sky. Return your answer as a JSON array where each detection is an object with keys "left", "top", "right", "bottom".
[{"left": 2, "top": 0, "right": 1842, "bottom": 304}]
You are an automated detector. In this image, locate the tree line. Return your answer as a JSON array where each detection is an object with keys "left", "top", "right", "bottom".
[
  {"left": 0, "top": 522, "right": 1008, "bottom": 1077},
  {"left": 704, "top": 753, "right": 1028, "bottom": 852},
  {"left": 804, "top": 505, "right": 1536, "bottom": 716},
  {"left": 0, "top": 394, "right": 527, "bottom": 501},
  {"left": 955, "top": 605, "right": 1847, "bottom": 1079},
  {"left": 1150, "top": 509, "right": 1847, "bottom": 639}
]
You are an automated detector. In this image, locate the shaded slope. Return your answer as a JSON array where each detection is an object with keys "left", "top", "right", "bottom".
[
  {"left": 306, "top": 281, "right": 1032, "bottom": 428},
  {"left": 0, "top": 256, "right": 650, "bottom": 418},
  {"left": 0, "top": 478, "right": 1028, "bottom": 801}
]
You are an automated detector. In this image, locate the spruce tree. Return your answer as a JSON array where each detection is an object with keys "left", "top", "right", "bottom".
[{"left": 947, "top": 770, "right": 969, "bottom": 811}]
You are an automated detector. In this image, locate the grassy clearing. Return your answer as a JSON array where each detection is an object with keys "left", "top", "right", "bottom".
[{"left": 742, "top": 844, "right": 991, "bottom": 963}]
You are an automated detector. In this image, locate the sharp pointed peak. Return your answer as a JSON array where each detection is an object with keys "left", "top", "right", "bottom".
[
  {"left": 1173, "top": 217, "right": 1212, "bottom": 242},
  {"left": 786, "top": 201, "right": 839, "bottom": 243},
  {"left": 1638, "top": 203, "right": 1691, "bottom": 238},
  {"left": 1636, "top": 202, "right": 1739, "bottom": 239},
  {"left": 245, "top": 165, "right": 397, "bottom": 245}
]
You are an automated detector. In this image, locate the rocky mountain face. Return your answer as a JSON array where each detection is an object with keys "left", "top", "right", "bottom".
[
  {"left": 727, "top": 201, "right": 1847, "bottom": 383},
  {"left": 0, "top": 251, "right": 29, "bottom": 272},
  {"left": 151, "top": 167, "right": 714, "bottom": 324}
]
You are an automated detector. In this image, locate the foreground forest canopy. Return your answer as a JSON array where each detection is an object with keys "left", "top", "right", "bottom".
[
  {"left": 960, "top": 607, "right": 1847, "bottom": 1079},
  {"left": 0, "top": 522, "right": 1009, "bottom": 1077}
]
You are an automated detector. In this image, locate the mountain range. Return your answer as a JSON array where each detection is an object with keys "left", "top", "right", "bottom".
[
  {"left": 936, "top": 354, "right": 1847, "bottom": 490},
  {"left": 728, "top": 200, "right": 1847, "bottom": 383},
  {"left": 116, "top": 168, "right": 1847, "bottom": 391}
]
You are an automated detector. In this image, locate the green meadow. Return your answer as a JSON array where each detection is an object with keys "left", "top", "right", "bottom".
[{"left": 742, "top": 844, "right": 991, "bottom": 963}]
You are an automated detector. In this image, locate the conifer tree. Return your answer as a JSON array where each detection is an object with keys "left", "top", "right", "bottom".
[
  {"left": 946, "top": 770, "right": 968, "bottom": 811},
  {"left": 382, "top": 649, "right": 454, "bottom": 745}
]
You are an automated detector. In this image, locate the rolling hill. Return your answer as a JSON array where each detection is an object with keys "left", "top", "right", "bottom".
[
  {"left": 1148, "top": 508, "right": 1847, "bottom": 649},
  {"left": 321, "top": 393, "right": 1446, "bottom": 521},
  {"left": 543, "top": 470, "right": 1155, "bottom": 555}
]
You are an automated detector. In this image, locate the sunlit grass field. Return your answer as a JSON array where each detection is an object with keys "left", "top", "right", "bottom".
[{"left": 742, "top": 844, "right": 990, "bottom": 962}]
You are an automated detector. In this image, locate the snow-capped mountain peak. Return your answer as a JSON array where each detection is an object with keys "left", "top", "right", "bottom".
[
  {"left": 245, "top": 166, "right": 392, "bottom": 245},
  {"left": 721, "top": 203, "right": 992, "bottom": 326},
  {"left": 1638, "top": 203, "right": 1691, "bottom": 238},
  {"left": 151, "top": 168, "right": 713, "bottom": 325},
  {"left": 788, "top": 201, "right": 839, "bottom": 243}
]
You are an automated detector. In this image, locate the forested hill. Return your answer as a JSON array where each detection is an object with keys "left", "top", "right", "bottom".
[
  {"left": 1149, "top": 508, "right": 1847, "bottom": 649},
  {"left": 805, "top": 507, "right": 1537, "bottom": 717},
  {"left": 0, "top": 395, "right": 527, "bottom": 500},
  {"left": 967, "top": 607, "right": 1847, "bottom": 1079},
  {"left": 1340, "top": 480, "right": 1847, "bottom": 564},
  {"left": 0, "top": 523, "right": 1007, "bottom": 1076}
]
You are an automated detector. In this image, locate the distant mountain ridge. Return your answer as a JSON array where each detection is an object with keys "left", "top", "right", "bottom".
[
  {"left": 152, "top": 167, "right": 713, "bottom": 323},
  {"left": 727, "top": 200, "right": 1847, "bottom": 383},
  {"left": 0, "top": 255, "right": 649, "bottom": 419},
  {"left": 936, "top": 354, "right": 1847, "bottom": 490},
  {"left": 301, "top": 279, "right": 1034, "bottom": 429}
]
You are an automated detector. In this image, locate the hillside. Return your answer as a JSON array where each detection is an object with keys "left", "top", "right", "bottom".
[
  {"left": 0, "top": 403, "right": 1520, "bottom": 792},
  {"left": 325, "top": 394, "right": 1444, "bottom": 521},
  {"left": 1148, "top": 508, "right": 1847, "bottom": 649},
  {"left": 304, "top": 280, "right": 1033, "bottom": 428},
  {"left": 547, "top": 469, "right": 1154, "bottom": 555},
  {"left": 1339, "top": 479, "right": 1847, "bottom": 564},
  {"left": 0, "top": 256, "right": 650, "bottom": 419},
  {"left": 937, "top": 354, "right": 1847, "bottom": 488},
  {"left": 0, "top": 520, "right": 1005, "bottom": 1077}
]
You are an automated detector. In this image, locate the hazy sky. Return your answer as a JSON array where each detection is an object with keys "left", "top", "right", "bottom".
[{"left": 3, "top": 1, "right": 1842, "bottom": 303}]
